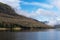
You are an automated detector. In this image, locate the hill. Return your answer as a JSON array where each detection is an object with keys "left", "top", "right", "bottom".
[
  {"left": 0, "top": 2, "right": 52, "bottom": 29},
  {"left": 54, "top": 24, "right": 60, "bottom": 28}
]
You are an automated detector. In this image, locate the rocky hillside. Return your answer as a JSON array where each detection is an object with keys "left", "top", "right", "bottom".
[{"left": 0, "top": 2, "right": 52, "bottom": 28}]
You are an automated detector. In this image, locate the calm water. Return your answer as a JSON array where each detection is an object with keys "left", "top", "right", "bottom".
[{"left": 0, "top": 29, "right": 60, "bottom": 40}]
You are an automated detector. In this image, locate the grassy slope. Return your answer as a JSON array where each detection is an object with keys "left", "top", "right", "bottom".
[
  {"left": 0, "top": 13, "right": 52, "bottom": 28},
  {"left": 0, "top": 2, "right": 52, "bottom": 28}
]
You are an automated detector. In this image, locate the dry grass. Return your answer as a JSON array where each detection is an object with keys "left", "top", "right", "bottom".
[
  {"left": 0, "top": 16, "right": 52, "bottom": 28},
  {"left": 0, "top": 2, "right": 52, "bottom": 28}
]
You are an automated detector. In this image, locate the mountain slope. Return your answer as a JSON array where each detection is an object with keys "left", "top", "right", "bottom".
[
  {"left": 0, "top": 2, "right": 52, "bottom": 28},
  {"left": 54, "top": 24, "right": 60, "bottom": 28}
]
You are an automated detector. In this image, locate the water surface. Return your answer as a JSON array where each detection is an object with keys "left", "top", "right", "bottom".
[{"left": 0, "top": 29, "right": 60, "bottom": 40}]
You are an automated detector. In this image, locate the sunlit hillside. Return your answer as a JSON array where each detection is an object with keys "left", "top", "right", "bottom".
[{"left": 0, "top": 2, "right": 53, "bottom": 29}]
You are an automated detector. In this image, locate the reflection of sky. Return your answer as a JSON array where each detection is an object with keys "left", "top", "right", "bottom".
[
  {"left": 37, "top": 29, "right": 60, "bottom": 40},
  {"left": 15, "top": 29, "right": 60, "bottom": 40},
  {"left": 15, "top": 32, "right": 38, "bottom": 40},
  {"left": 55, "top": 30, "right": 60, "bottom": 40}
]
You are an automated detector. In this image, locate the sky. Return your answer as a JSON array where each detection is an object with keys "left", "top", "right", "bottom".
[{"left": 0, "top": 0, "right": 60, "bottom": 26}]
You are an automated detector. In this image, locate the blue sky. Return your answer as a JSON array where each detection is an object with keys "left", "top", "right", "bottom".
[
  {"left": 20, "top": 0, "right": 50, "bottom": 13},
  {"left": 21, "top": 0, "right": 48, "bottom": 3},
  {"left": 20, "top": 0, "right": 59, "bottom": 25},
  {"left": 0, "top": 0, "right": 60, "bottom": 26}
]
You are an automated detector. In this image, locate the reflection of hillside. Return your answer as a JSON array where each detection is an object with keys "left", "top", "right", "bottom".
[{"left": 0, "top": 32, "right": 16, "bottom": 40}]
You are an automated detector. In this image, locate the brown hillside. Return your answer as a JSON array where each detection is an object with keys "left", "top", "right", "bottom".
[{"left": 0, "top": 2, "right": 52, "bottom": 28}]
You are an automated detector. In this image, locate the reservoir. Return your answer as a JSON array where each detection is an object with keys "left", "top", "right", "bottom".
[{"left": 0, "top": 29, "right": 60, "bottom": 40}]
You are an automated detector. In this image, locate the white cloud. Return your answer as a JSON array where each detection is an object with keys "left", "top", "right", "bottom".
[
  {"left": 36, "top": 8, "right": 57, "bottom": 16},
  {"left": 0, "top": 0, "right": 60, "bottom": 26},
  {"left": 28, "top": 8, "right": 60, "bottom": 26},
  {"left": 49, "top": 0, "right": 60, "bottom": 10},
  {"left": 0, "top": 0, "right": 20, "bottom": 9},
  {"left": 21, "top": 1, "right": 60, "bottom": 26},
  {"left": 16, "top": 10, "right": 32, "bottom": 17},
  {"left": 21, "top": 0, "right": 60, "bottom": 26},
  {"left": 47, "top": 20, "right": 57, "bottom": 26}
]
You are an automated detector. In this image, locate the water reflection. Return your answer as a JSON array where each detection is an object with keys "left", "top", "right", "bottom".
[
  {"left": 0, "top": 29, "right": 60, "bottom": 40},
  {"left": 0, "top": 32, "right": 15, "bottom": 40},
  {"left": 38, "top": 29, "right": 55, "bottom": 40}
]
